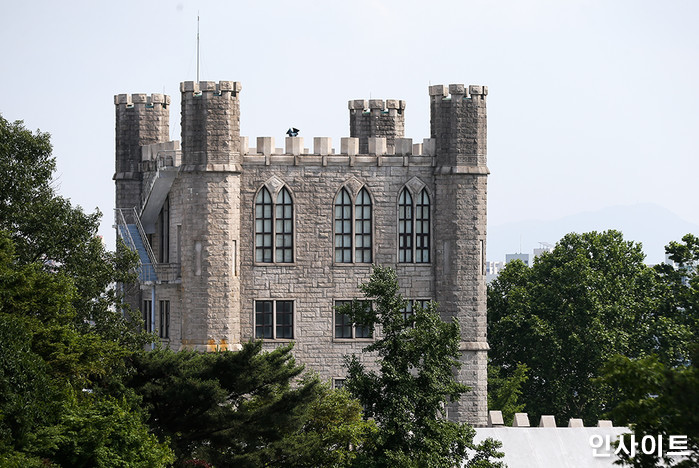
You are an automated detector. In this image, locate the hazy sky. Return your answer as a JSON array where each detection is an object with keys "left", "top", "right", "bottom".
[{"left": 2, "top": 0, "right": 697, "bottom": 259}]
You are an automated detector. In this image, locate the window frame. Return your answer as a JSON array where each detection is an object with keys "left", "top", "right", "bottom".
[
  {"left": 399, "top": 299, "right": 431, "bottom": 324},
  {"left": 142, "top": 299, "right": 153, "bottom": 333},
  {"left": 398, "top": 187, "right": 432, "bottom": 264},
  {"left": 254, "top": 300, "right": 295, "bottom": 340},
  {"left": 159, "top": 300, "right": 170, "bottom": 339},
  {"left": 254, "top": 185, "right": 295, "bottom": 265},
  {"left": 333, "top": 300, "right": 374, "bottom": 340},
  {"left": 333, "top": 186, "right": 374, "bottom": 265}
]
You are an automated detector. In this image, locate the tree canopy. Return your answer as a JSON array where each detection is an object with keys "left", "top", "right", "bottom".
[
  {"left": 0, "top": 115, "right": 170, "bottom": 466},
  {"left": 342, "top": 265, "right": 504, "bottom": 468},
  {"left": 488, "top": 230, "right": 697, "bottom": 424}
]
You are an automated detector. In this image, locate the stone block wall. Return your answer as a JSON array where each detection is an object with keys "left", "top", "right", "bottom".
[{"left": 114, "top": 81, "right": 489, "bottom": 425}]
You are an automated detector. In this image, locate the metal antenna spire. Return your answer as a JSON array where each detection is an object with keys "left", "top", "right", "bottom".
[{"left": 196, "top": 13, "right": 200, "bottom": 82}]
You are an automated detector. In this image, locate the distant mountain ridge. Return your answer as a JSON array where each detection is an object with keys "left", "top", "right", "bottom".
[{"left": 487, "top": 203, "right": 699, "bottom": 265}]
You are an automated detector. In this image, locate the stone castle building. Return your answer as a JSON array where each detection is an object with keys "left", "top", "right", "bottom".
[{"left": 113, "top": 80, "right": 489, "bottom": 425}]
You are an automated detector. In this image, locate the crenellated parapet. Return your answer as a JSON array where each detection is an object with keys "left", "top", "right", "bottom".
[
  {"left": 180, "top": 80, "right": 242, "bottom": 95},
  {"left": 429, "top": 83, "right": 488, "bottom": 168},
  {"left": 180, "top": 81, "right": 242, "bottom": 166},
  {"left": 349, "top": 97, "right": 406, "bottom": 154},
  {"left": 235, "top": 137, "right": 460, "bottom": 166},
  {"left": 114, "top": 93, "right": 171, "bottom": 108},
  {"left": 114, "top": 92, "right": 171, "bottom": 211}
]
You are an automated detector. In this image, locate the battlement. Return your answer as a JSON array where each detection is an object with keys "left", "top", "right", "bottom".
[
  {"left": 180, "top": 80, "right": 242, "bottom": 95},
  {"left": 348, "top": 98, "right": 406, "bottom": 115},
  {"left": 240, "top": 136, "right": 438, "bottom": 158},
  {"left": 487, "top": 411, "right": 616, "bottom": 428},
  {"left": 114, "top": 93, "right": 171, "bottom": 107},
  {"left": 428, "top": 83, "right": 488, "bottom": 102}
]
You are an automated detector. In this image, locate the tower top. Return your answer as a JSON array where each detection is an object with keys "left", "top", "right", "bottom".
[{"left": 180, "top": 81, "right": 242, "bottom": 94}]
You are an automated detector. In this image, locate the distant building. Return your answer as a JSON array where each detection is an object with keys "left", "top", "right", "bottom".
[
  {"left": 486, "top": 261, "right": 504, "bottom": 283},
  {"left": 533, "top": 242, "right": 553, "bottom": 259},
  {"left": 506, "top": 253, "right": 530, "bottom": 267}
]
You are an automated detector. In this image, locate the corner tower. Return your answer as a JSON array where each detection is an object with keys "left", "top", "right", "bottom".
[
  {"left": 114, "top": 93, "right": 170, "bottom": 211},
  {"left": 349, "top": 99, "right": 406, "bottom": 154},
  {"left": 178, "top": 80, "right": 243, "bottom": 351},
  {"left": 430, "top": 84, "right": 489, "bottom": 426}
]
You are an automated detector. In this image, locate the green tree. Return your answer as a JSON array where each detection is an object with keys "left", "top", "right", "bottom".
[
  {"left": 126, "top": 342, "right": 373, "bottom": 467},
  {"left": 599, "top": 351, "right": 698, "bottom": 467},
  {"left": 0, "top": 116, "right": 170, "bottom": 465},
  {"left": 595, "top": 234, "right": 699, "bottom": 467},
  {"left": 0, "top": 114, "right": 145, "bottom": 347},
  {"left": 649, "top": 234, "right": 699, "bottom": 366},
  {"left": 488, "top": 362, "right": 529, "bottom": 426},
  {"left": 488, "top": 230, "right": 669, "bottom": 424},
  {"left": 0, "top": 233, "right": 172, "bottom": 467},
  {"left": 342, "top": 265, "right": 504, "bottom": 468}
]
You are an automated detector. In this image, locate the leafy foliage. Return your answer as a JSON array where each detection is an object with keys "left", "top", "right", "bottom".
[
  {"left": 487, "top": 230, "right": 684, "bottom": 424},
  {"left": 0, "top": 116, "right": 170, "bottom": 465},
  {"left": 488, "top": 362, "right": 529, "bottom": 426},
  {"left": 342, "top": 265, "right": 505, "bottom": 468},
  {"left": 0, "top": 114, "right": 145, "bottom": 348},
  {"left": 599, "top": 350, "right": 698, "bottom": 467}
]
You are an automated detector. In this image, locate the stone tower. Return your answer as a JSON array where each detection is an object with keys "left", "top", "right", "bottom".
[
  {"left": 114, "top": 93, "right": 170, "bottom": 212},
  {"left": 114, "top": 93, "right": 170, "bottom": 315},
  {"left": 349, "top": 99, "right": 406, "bottom": 154},
  {"left": 113, "top": 80, "right": 490, "bottom": 426},
  {"left": 430, "top": 84, "right": 489, "bottom": 426},
  {"left": 177, "top": 80, "right": 243, "bottom": 351}
]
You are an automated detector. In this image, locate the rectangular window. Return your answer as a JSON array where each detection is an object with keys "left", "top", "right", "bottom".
[
  {"left": 399, "top": 299, "right": 431, "bottom": 327},
  {"left": 276, "top": 301, "right": 293, "bottom": 339},
  {"left": 255, "top": 300, "right": 294, "bottom": 340},
  {"left": 142, "top": 300, "right": 152, "bottom": 333},
  {"left": 333, "top": 378, "right": 346, "bottom": 390},
  {"left": 335, "top": 300, "right": 373, "bottom": 339},
  {"left": 159, "top": 300, "right": 170, "bottom": 339}
]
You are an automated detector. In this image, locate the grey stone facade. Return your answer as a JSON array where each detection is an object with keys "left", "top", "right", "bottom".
[{"left": 113, "top": 80, "right": 490, "bottom": 426}]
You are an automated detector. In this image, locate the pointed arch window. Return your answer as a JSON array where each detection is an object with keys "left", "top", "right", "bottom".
[
  {"left": 256, "top": 186, "right": 294, "bottom": 263},
  {"left": 355, "top": 188, "right": 372, "bottom": 263},
  {"left": 399, "top": 187, "right": 430, "bottom": 263},
  {"left": 275, "top": 188, "right": 293, "bottom": 262},
  {"left": 335, "top": 186, "right": 372, "bottom": 263},
  {"left": 398, "top": 189, "right": 413, "bottom": 263}
]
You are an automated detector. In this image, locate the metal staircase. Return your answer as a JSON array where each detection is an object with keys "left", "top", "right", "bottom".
[{"left": 115, "top": 208, "right": 158, "bottom": 283}]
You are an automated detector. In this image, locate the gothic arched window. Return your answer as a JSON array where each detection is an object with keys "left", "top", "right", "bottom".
[
  {"left": 355, "top": 188, "right": 372, "bottom": 263},
  {"left": 334, "top": 188, "right": 353, "bottom": 263},
  {"left": 399, "top": 187, "right": 430, "bottom": 263},
  {"left": 256, "top": 186, "right": 294, "bottom": 263},
  {"left": 334, "top": 186, "right": 373, "bottom": 263}
]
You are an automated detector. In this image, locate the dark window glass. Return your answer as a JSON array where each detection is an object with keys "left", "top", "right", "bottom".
[
  {"left": 398, "top": 189, "right": 413, "bottom": 263},
  {"left": 275, "top": 188, "right": 293, "bottom": 263},
  {"left": 335, "top": 189, "right": 352, "bottom": 263},
  {"left": 335, "top": 300, "right": 372, "bottom": 338},
  {"left": 276, "top": 300, "right": 294, "bottom": 339},
  {"left": 255, "top": 188, "right": 273, "bottom": 263},
  {"left": 159, "top": 300, "right": 170, "bottom": 338},
  {"left": 415, "top": 189, "right": 430, "bottom": 263},
  {"left": 255, "top": 301, "right": 273, "bottom": 339},
  {"left": 142, "top": 300, "right": 152, "bottom": 333},
  {"left": 355, "top": 188, "right": 372, "bottom": 263}
]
